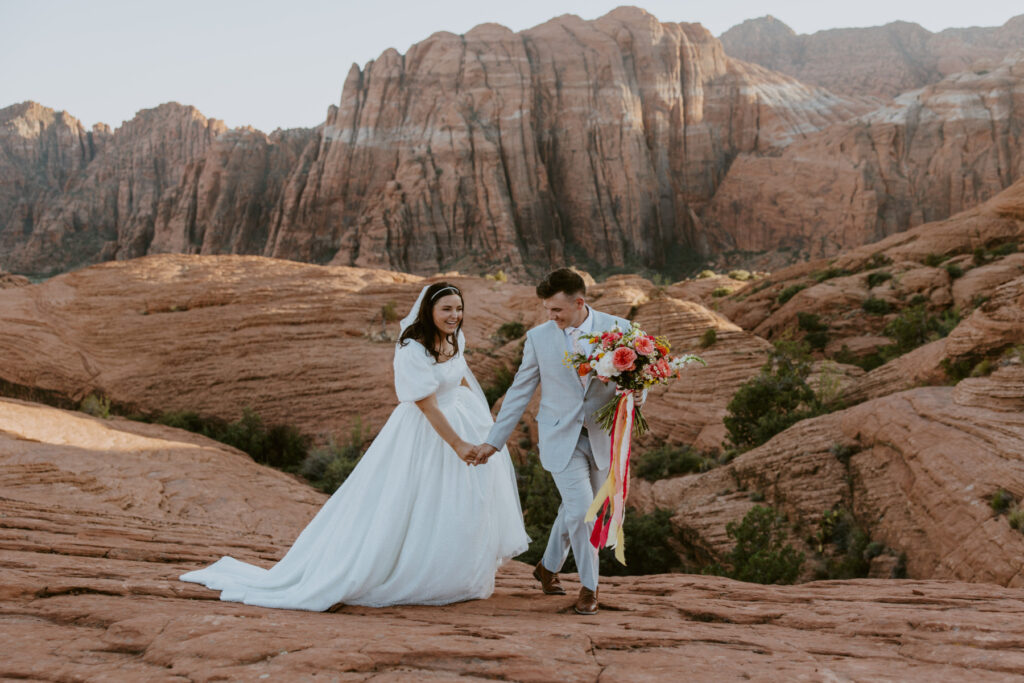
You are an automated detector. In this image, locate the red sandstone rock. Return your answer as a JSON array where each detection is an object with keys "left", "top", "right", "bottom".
[
  {"left": 3, "top": 397, "right": 1024, "bottom": 680},
  {"left": 720, "top": 14, "right": 1024, "bottom": 99},
  {"left": 704, "top": 56, "right": 1024, "bottom": 262}
]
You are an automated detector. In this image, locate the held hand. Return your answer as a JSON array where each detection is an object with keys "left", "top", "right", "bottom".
[
  {"left": 454, "top": 441, "right": 477, "bottom": 466},
  {"left": 632, "top": 387, "right": 648, "bottom": 406},
  {"left": 474, "top": 444, "right": 498, "bottom": 465}
]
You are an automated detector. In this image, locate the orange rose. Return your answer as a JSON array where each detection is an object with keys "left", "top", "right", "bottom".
[{"left": 578, "top": 362, "right": 592, "bottom": 376}]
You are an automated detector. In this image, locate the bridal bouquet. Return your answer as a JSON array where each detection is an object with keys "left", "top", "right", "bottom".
[
  {"left": 565, "top": 322, "right": 704, "bottom": 564},
  {"left": 565, "top": 322, "right": 704, "bottom": 437}
]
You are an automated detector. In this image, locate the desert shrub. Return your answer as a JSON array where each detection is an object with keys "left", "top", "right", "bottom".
[
  {"left": 706, "top": 506, "right": 804, "bottom": 584},
  {"left": 749, "top": 490, "right": 765, "bottom": 502},
  {"left": 923, "top": 253, "right": 947, "bottom": 267},
  {"left": 944, "top": 263, "right": 964, "bottom": 279},
  {"left": 724, "top": 340, "right": 822, "bottom": 451},
  {"left": 1009, "top": 507, "right": 1024, "bottom": 531},
  {"left": 866, "top": 252, "right": 892, "bottom": 269},
  {"left": 699, "top": 328, "right": 717, "bottom": 348},
  {"left": 494, "top": 321, "right": 526, "bottom": 344},
  {"left": 634, "top": 444, "right": 717, "bottom": 481},
  {"left": 711, "top": 287, "right": 731, "bottom": 298},
  {"left": 861, "top": 297, "right": 892, "bottom": 315},
  {"left": 728, "top": 269, "right": 751, "bottom": 281},
  {"left": 991, "top": 241, "right": 1018, "bottom": 257},
  {"left": 300, "top": 419, "right": 366, "bottom": 493},
  {"left": 153, "top": 407, "right": 309, "bottom": 472},
  {"left": 970, "top": 359, "right": 995, "bottom": 377},
  {"left": 829, "top": 442, "right": 859, "bottom": 464},
  {"left": 484, "top": 270, "right": 508, "bottom": 283},
  {"left": 79, "top": 393, "right": 111, "bottom": 419},
  {"left": 697, "top": 269, "right": 716, "bottom": 279},
  {"left": 866, "top": 271, "right": 892, "bottom": 288},
  {"left": 483, "top": 366, "right": 515, "bottom": 407},
  {"left": 991, "top": 489, "right": 1015, "bottom": 514},
  {"left": 813, "top": 267, "right": 850, "bottom": 283},
  {"left": 830, "top": 345, "right": 886, "bottom": 372},
  {"left": 381, "top": 301, "right": 400, "bottom": 323},
  {"left": 797, "top": 312, "right": 827, "bottom": 332},
  {"left": 883, "top": 305, "right": 960, "bottom": 356},
  {"left": 777, "top": 283, "right": 807, "bottom": 304},
  {"left": 814, "top": 508, "right": 871, "bottom": 579}
]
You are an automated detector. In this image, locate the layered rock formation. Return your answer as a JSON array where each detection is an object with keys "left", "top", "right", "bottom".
[
  {"left": 4, "top": 396, "right": 1024, "bottom": 680},
  {"left": 704, "top": 55, "right": 1024, "bottom": 261},
  {"left": 720, "top": 14, "right": 1024, "bottom": 99},
  {"left": 0, "top": 8, "right": 869, "bottom": 278}
]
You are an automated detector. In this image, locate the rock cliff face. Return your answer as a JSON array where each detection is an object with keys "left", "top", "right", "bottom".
[
  {"left": 720, "top": 14, "right": 1024, "bottom": 99},
  {"left": 265, "top": 7, "right": 867, "bottom": 276},
  {"left": 0, "top": 102, "right": 315, "bottom": 276},
  {"left": 705, "top": 56, "right": 1024, "bottom": 260},
  {"left": 0, "top": 8, "right": 868, "bottom": 277}
]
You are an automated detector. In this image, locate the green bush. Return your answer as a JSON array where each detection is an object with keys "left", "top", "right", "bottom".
[
  {"left": 991, "top": 489, "right": 1015, "bottom": 514},
  {"left": 829, "top": 442, "right": 859, "bottom": 464},
  {"left": 153, "top": 407, "right": 310, "bottom": 472},
  {"left": 797, "top": 312, "right": 828, "bottom": 332},
  {"left": 866, "top": 271, "right": 892, "bottom": 288},
  {"left": 830, "top": 345, "right": 886, "bottom": 372},
  {"left": 711, "top": 287, "right": 731, "bottom": 298},
  {"left": 300, "top": 420, "right": 366, "bottom": 493},
  {"left": 634, "top": 444, "right": 716, "bottom": 481},
  {"left": 724, "top": 340, "right": 822, "bottom": 451},
  {"left": 728, "top": 269, "right": 751, "bottom": 281},
  {"left": 1009, "top": 507, "right": 1024, "bottom": 531},
  {"left": 697, "top": 270, "right": 716, "bottom": 279},
  {"left": 991, "top": 241, "right": 1018, "bottom": 257},
  {"left": 883, "top": 305, "right": 960, "bottom": 356},
  {"left": 381, "top": 301, "right": 400, "bottom": 323},
  {"left": 814, "top": 508, "right": 871, "bottom": 579},
  {"left": 944, "top": 263, "right": 964, "bottom": 279},
  {"left": 777, "top": 283, "right": 807, "bottom": 304},
  {"left": 923, "top": 253, "right": 947, "bottom": 267},
  {"left": 706, "top": 506, "right": 804, "bottom": 584},
  {"left": 494, "top": 321, "right": 526, "bottom": 344},
  {"left": 483, "top": 366, "right": 515, "bottom": 407},
  {"left": 866, "top": 253, "right": 893, "bottom": 269},
  {"left": 813, "top": 267, "right": 850, "bottom": 283},
  {"left": 699, "top": 328, "right": 717, "bottom": 348},
  {"left": 79, "top": 393, "right": 111, "bottom": 419},
  {"left": 861, "top": 297, "right": 892, "bottom": 315}
]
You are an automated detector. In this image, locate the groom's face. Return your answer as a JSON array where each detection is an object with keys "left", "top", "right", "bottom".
[{"left": 542, "top": 291, "right": 586, "bottom": 330}]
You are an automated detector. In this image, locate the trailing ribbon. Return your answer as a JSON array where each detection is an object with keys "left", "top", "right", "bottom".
[{"left": 585, "top": 391, "right": 634, "bottom": 565}]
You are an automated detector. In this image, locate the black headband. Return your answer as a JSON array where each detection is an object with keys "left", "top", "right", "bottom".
[{"left": 430, "top": 286, "right": 461, "bottom": 301}]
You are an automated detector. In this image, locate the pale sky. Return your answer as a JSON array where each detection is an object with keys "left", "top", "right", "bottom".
[{"left": 1, "top": 0, "right": 1019, "bottom": 133}]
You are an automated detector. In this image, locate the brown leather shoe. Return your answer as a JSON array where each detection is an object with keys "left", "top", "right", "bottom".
[
  {"left": 532, "top": 561, "right": 565, "bottom": 595},
  {"left": 574, "top": 586, "right": 599, "bottom": 615}
]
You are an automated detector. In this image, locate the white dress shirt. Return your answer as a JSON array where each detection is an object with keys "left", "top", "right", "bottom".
[{"left": 564, "top": 305, "right": 595, "bottom": 356}]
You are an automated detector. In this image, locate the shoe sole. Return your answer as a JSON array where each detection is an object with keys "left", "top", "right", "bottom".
[{"left": 573, "top": 606, "right": 598, "bottom": 615}]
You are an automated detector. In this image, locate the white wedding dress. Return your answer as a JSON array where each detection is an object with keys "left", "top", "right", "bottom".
[{"left": 180, "top": 294, "right": 529, "bottom": 611}]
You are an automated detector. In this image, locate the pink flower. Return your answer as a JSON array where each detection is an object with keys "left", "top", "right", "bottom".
[
  {"left": 601, "top": 331, "right": 623, "bottom": 350},
  {"left": 612, "top": 346, "right": 637, "bottom": 372},
  {"left": 634, "top": 336, "right": 656, "bottom": 356},
  {"left": 651, "top": 357, "right": 671, "bottom": 378}
]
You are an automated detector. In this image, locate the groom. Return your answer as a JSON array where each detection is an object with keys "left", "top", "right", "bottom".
[{"left": 472, "top": 268, "right": 629, "bottom": 615}]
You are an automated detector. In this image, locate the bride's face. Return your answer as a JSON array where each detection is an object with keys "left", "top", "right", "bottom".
[{"left": 432, "top": 294, "right": 464, "bottom": 336}]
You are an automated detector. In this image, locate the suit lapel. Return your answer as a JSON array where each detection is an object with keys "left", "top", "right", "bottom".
[{"left": 546, "top": 320, "right": 585, "bottom": 396}]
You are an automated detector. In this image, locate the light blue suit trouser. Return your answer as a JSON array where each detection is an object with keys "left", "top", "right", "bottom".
[{"left": 541, "top": 431, "right": 609, "bottom": 591}]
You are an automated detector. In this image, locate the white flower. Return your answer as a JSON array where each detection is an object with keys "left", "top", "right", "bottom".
[{"left": 594, "top": 352, "right": 621, "bottom": 378}]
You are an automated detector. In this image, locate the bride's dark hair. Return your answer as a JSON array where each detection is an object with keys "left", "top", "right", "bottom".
[{"left": 398, "top": 282, "right": 464, "bottom": 362}]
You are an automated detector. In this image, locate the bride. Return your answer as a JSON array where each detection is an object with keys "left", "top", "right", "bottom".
[{"left": 179, "top": 282, "right": 529, "bottom": 610}]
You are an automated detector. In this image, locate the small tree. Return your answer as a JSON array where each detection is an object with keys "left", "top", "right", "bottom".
[
  {"left": 723, "top": 340, "right": 820, "bottom": 451},
  {"left": 710, "top": 506, "right": 804, "bottom": 584}
]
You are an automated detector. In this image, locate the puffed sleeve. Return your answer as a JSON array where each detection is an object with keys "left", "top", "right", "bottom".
[{"left": 393, "top": 340, "right": 440, "bottom": 402}]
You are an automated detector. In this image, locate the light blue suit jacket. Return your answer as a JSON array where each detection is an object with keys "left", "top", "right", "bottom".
[{"left": 485, "top": 309, "right": 629, "bottom": 473}]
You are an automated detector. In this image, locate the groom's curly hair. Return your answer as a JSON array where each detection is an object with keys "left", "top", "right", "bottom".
[
  {"left": 536, "top": 268, "right": 586, "bottom": 299},
  {"left": 398, "top": 281, "right": 464, "bottom": 362}
]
